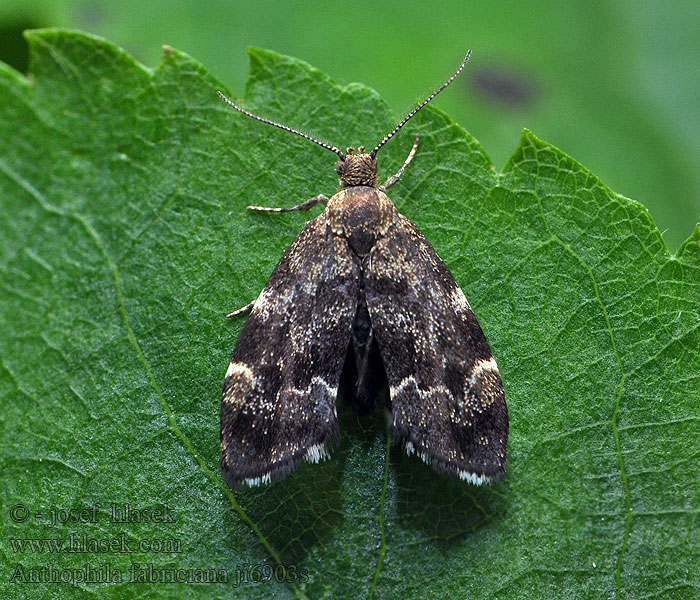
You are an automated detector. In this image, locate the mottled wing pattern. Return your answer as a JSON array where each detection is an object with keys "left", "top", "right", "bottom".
[
  {"left": 366, "top": 213, "right": 508, "bottom": 484},
  {"left": 221, "top": 213, "right": 360, "bottom": 487}
]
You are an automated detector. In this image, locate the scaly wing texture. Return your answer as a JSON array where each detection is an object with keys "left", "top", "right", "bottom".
[
  {"left": 366, "top": 213, "right": 508, "bottom": 484},
  {"left": 221, "top": 212, "right": 360, "bottom": 486}
]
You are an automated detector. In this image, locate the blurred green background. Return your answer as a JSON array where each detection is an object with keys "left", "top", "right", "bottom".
[{"left": 1, "top": 0, "right": 698, "bottom": 250}]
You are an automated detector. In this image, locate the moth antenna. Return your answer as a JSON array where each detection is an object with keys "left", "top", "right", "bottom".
[
  {"left": 217, "top": 91, "right": 346, "bottom": 159},
  {"left": 370, "top": 51, "right": 472, "bottom": 158}
]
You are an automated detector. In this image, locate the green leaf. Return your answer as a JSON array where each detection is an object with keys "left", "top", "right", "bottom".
[
  {"left": 4, "top": 0, "right": 698, "bottom": 249},
  {"left": 1, "top": 30, "right": 698, "bottom": 600}
]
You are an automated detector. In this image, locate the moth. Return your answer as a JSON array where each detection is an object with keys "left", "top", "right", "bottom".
[{"left": 218, "top": 51, "right": 508, "bottom": 487}]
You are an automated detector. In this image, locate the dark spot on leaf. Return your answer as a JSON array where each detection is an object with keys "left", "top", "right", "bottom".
[
  {"left": 471, "top": 62, "right": 536, "bottom": 109},
  {"left": 76, "top": 3, "right": 106, "bottom": 28}
]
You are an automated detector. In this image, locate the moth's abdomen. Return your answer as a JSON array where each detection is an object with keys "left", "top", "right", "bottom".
[{"left": 327, "top": 187, "right": 395, "bottom": 256}]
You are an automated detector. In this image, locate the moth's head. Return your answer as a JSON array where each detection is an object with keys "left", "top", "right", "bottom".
[
  {"left": 217, "top": 51, "right": 471, "bottom": 191},
  {"left": 336, "top": 147, "right": 378, "bottom": 188}
]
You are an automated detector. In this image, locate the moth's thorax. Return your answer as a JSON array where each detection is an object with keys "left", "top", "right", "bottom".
[
  {"left": 336, "top": 150, "right": 377, "bottom": 188},
  {"left": 326, "top": 186, "right": 395, "bottom": 256}
]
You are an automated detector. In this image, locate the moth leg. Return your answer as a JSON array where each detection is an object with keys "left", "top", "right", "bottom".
[
  {"left": 247, "top": 194, "right": 329, "bottom": 213},
  {"left": 226, "top": 300, "right": 255, "bottom": 319},
  {"left": 379, "top": 134, "right": 419, "bottom": 191},
  {"left": 226, "top": 193, "right": 329, "bottom": 318}
]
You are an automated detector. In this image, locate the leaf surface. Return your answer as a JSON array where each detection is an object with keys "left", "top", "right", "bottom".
[{"left": 0, "top": 31, "right": 698, "bottom": 600}]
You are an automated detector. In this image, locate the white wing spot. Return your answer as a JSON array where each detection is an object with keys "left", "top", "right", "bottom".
[
  {"left": 225, "top": 362, "right": 254, "bottom": 380},
  {"left": 251, "top": 286, "right": 279, "bottom": 320},
  {"left": 391, "top": 376, "right": 449, "bottom": 402},
  {"left": 285, "top": 376, "right": 337, "bottom": 399},
  {"left": 390, "top": 375, "right": 416, "bottom": 397},
  {"left": 458, "top": 471, "right": 492, "bottom": 485},
  {"left": 243, "top": 472, "right": 271, "bottom": 487},
  {"left": 451, "top": 287, "right": 471, "bottom": 312},
  {"left": 305, "top": 444, "right": 330, "bottom": 464},
  {"left": 471, "top": 357, "right": 499, "bottom": 383}
]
